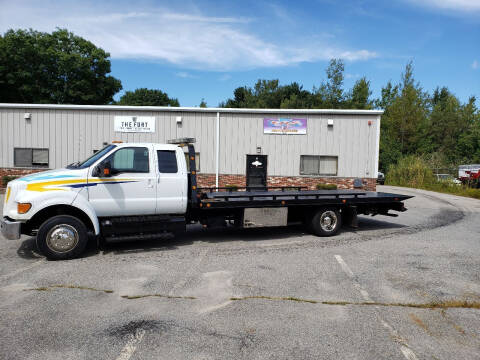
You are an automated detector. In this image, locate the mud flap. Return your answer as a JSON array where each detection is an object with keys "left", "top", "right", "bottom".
[{"left": 343, "top": 206, "right": 358, "bottom": 228}]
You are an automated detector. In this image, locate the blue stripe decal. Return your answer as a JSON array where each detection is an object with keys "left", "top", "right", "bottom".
[
  {"left": 20, "top": 174, "right": 80, "bottom": 182},
  {"left": 64, "top": 181, "right": 138, "bottom": 188}
]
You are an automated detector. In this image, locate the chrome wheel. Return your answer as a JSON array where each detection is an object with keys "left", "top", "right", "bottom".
[
  {"left": 320, "top": 211, "right": 337, "bottom": 232},
  {"left": 45, "top": 224, "right": 79, "bottom": 253}
]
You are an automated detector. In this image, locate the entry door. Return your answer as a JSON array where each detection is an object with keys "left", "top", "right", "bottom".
[
  {"left": 88, "top": 146, "right": 157, "bottom": 217},
  {"left": 246, "top": 155, "right": 268, "bottom": 188}
]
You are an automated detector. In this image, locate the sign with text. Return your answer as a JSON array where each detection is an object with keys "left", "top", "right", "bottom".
[
  {"left": 263, "top": 118, "right": 307, "bottom": 135},
  {"left": 114, "top": 116, "right": 155, "bottom": 133}
]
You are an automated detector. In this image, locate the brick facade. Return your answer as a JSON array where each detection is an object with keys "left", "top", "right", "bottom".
[
  {"left": 0, "top": 168, "right": 376, "bottom": 192},
  {"left": 197, "top": 173, "right": 376, "bottom": 191}
]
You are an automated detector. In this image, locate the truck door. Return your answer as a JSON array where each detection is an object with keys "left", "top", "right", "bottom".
[
  {"left": 155, "top": 146, "right": 187, "bottom": 214},
  {"left": 87, "top": 145, "right": 157, "bottom": 216}
]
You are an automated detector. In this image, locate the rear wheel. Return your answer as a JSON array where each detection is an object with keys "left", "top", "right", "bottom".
[
  {"left": 310, "top": 207, "right": 342, "bottom": 237},
  {"left": 36, "top": 215, "right": 88, "bottom": 260}
]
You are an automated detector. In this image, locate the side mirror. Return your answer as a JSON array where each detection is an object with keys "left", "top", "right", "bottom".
[
  {"left": 92, "top": 166, "right": 101, "bottom": 177},
  {"left": 93, "top": 162, "right": 112, "bottom": 177}
]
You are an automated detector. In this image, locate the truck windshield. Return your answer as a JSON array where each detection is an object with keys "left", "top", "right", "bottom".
[{"left": 67, "top": 145, "right": 116, "bottom": 169}]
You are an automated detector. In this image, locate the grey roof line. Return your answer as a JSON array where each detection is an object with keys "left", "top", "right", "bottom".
[{"left": 0, "top": 103, "right": 384, "bottom": 115}]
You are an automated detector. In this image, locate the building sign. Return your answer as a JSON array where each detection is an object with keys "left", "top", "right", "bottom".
[
  {"left": 114, "top": 116, "right": 155, "bottom": 133},
  {"left": 263, "top": 118, "right": 307, "bottom": 135}
]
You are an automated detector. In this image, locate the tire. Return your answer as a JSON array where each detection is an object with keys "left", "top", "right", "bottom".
[
  {"left": 36, "top": 215, "right": 88, "bottom": 260},
  {"left": 310, "top": 207, "right": 342, "bottom": 237}
]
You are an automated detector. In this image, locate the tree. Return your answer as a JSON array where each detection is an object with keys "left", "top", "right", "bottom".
[
  {"left": 116, "top": 88, "right": 179, "bottom": 106},
  {"left": 0, "top": 28, "right": 122, "bottom": 104},
  {"left": 346, "top": 77, "right": 373, "bottom": 109},
  {"left": 377, "top": 62, "right": 430, "bottom": 170},
  {"left": 324, "top": 59, "right": 345, "bottom": 108},
  {"left": 199, "top": 98, "right": 207, "bottom": 108}
]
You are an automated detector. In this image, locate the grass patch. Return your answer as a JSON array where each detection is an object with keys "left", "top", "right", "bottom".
[
  {"left": 386, "top": 155, "right": 480, "bottom": 199},
  {"left": 230, "top": 296, "right": 318, "bottom": 304},
  {"left": 25, "top": 284, "right": 114, "bottom": 293},
  {"left": 229, "top": 295, "right": 480, "bottom": 309},
  {"left": 121, "top": 294, "right": 196, "bottom": 300}
]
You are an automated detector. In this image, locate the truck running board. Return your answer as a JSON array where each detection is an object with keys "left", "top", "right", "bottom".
[{"left": 103, "top": 232, "right": 174, "bottom": 243}]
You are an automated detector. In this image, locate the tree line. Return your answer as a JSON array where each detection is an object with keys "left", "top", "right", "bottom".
[{"left": 1, "top": 28, "right": 479, "bottom": 172}]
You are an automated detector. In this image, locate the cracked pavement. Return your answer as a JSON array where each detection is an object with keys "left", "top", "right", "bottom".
[{"left": 1, "top": 185, "right": 480, "bottom": 359}]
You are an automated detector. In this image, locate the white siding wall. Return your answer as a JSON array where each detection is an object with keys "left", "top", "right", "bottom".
[{"left": 0, "top": 107, "right": 379, "bottom": 178}]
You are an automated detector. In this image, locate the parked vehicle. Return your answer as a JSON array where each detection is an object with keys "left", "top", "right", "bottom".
[
  {"left": 377, "top": 171, "right": 385, "bottom": 185},
  {"left": 1, "top": 139, "right": 412, "bottom": 260},
  {"left": 435, "top": 174, "right": 462, "bottom": 185},
  {"left": 458, "top": 165, "right": 480, "bottom": 188}
]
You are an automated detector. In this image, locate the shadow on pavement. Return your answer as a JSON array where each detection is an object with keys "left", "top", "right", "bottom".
[
  {"left": 16, "top": 238, "right": 43, "bottom": 259},
  {"left": 100, "top": 216, "right": 406, "bottom": 256}
]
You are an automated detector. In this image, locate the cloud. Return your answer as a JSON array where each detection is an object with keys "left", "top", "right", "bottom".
[
  {"left": 0, "top": 1, "right": 377, "bottom": 71},
  {"left": 345, "top": 73, "right": 360, "bottom": 79},
  {"left": 218, "top": 74, "right": 232, "bottom": 81},
  {"left": 473, "top": 60, "right": 479, "bottom": 70},
  {"left": 175, "top": 71, "right": 197, "bottom": 78},
  {"left": 403, "top": 0, "right": 480, "bottom": 12}
]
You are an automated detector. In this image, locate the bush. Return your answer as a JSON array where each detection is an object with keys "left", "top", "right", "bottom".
[
  {"left": 316, "top": 183, "right": 337, "bottom": 190},
  {"left": 2, "top": 175, "right": 18, "bottom": 186},
  {"left": 385, "top": 156, "right": 435, "bottom": 187},
  {"left": 224, "top": 184, "right": 239, "bottom": 191}
]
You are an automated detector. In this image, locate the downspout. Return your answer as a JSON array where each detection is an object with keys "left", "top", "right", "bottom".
[
  {"left": 216, "top": 111, "right": 220, "bottom": 189},
  {"left": 374, "top": 114, "right": 381, "bottom": 178}
]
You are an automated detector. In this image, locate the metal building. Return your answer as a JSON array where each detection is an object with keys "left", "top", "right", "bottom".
[{"left": 0, "top": 104, "right": 382, "bottom": 190}]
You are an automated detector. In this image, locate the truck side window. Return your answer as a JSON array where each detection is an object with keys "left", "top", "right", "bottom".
[
  {"left": 110, "top": 147, "right": 149, "bottom": 173},
  {"left": 157, "top": 150, "right": 178, "bottom": 173}
]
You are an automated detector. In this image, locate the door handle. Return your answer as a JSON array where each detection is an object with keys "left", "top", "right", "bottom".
[{"left": 147, "top": 179, "right": 154, "bottom": 188}]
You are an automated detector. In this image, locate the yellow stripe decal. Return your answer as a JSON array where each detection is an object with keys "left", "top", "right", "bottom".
[
  {"left": 26, "top": 178, "right": 136, "bottom": 192},
  {"left": 5, "top": 187, "right": 11, "bottom": 203}
]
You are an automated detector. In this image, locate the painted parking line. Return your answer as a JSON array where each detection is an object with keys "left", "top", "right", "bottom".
[
  {"left": 334, "top": 255, "right": 419, "bottom": 360},
  {"left": 115, "top": 328, "right": 146, "bottom": 360}
]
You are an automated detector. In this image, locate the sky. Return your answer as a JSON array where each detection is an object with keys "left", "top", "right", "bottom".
[{"left": 0, "top": 0, "right": 479, "bottom": 107}]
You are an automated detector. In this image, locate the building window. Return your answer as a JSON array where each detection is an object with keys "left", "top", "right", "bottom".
[
  {"left": 14, "top": 148, "right": 49, "bottom": 168},
  {"left": 158, "top": 150, "right": 178, "bottom": 173},
  {"left": 184, "top": 152, "right": 200, "bottom": 172},
  {"left": 300, "top": 155, "right": 338, "bottom": 176}
]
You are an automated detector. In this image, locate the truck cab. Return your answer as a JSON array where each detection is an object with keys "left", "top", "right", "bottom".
[{"left": 1, "top": 142, "right": 189, "bottom": 259}]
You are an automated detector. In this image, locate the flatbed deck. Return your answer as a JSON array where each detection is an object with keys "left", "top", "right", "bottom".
[{"left": 198, "top": 189, "right": 412, "bottom": 209}]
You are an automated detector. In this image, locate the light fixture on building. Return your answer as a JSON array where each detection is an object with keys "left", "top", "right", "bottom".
[
  {"left": 327, "top": 119, "right": 334, "bottom": 127},
  {"left": 256, "top": 146, "right": 262, "bottom": 154},
  {"left": 24, "top": 113, "right": 32, "bottom": 120},
  {"left": 176, "top": 116, "right": 182, "bottom": 124}
]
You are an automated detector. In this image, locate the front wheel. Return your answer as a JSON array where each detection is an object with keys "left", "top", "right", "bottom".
[
  {"left": 310, "top": 208, "right": 342, "bottom": 237},
  {"left": 36, "top": 215, "right": 88, "bottom": 260}
]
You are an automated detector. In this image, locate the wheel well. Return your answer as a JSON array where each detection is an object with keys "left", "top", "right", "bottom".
[{"left": 26, "top": 205, "right": 95, "bottom": 233}]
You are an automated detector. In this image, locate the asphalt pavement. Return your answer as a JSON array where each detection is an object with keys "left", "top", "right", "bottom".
[{"left": 1, "top": 186, "right": 479, "bottom": 360}]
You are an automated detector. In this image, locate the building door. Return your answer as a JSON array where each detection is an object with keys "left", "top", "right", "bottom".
[{"left": 246, "top": 155, "right": 267, "bottom": 189}]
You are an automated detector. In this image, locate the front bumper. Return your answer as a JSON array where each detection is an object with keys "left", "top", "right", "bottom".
[{"left": 1, "top": 217, "right": 22, "bottom": 240}]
